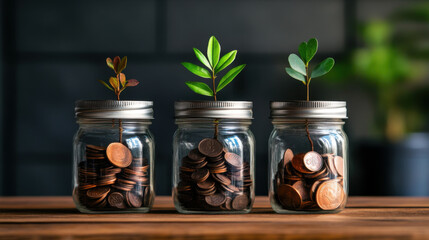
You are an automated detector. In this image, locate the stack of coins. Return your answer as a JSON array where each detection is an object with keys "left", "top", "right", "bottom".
[
  {"left": 274, "top": 149, "right": 345, "bottom": 211},
  {"left": 176, "top": 138, "right": 252, "bottom": 211},
  {"left": 77, "top": 143, "right": 151, "bottom": 210}
]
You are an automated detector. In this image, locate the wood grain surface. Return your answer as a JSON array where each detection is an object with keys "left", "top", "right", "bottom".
[{"left": 0, "top": 196, "right": 428, "bottom": 239}]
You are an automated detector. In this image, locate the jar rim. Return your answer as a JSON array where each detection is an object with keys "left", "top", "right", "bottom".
[
  {"left": 175, "top": 101, "right": 253, "bottom": 119},
  {"left": 75, "top": 100, "right": 154, "bottom": 120},
  {"left": 270, "top": 101, "right": 347, "bottom": 119}
]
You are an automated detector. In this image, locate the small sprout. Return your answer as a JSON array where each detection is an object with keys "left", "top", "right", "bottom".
[
  {"left": 182, "top": 36, "right": 246, "bottom": 101},
  {"left": 98, "top": 56, "right": 139, "bottom": 100},
  {"left": 286, "top": 38, "right": 335, "bottom": 101}
]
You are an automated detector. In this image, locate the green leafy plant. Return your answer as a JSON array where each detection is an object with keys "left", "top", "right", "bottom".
[
  {"left": 98, "top": 56, "right": 139, "bottom": 100},
  {"left": 182, "top": 36, "right": 246, "bottom": 101},
  {"left": 285, "top": 38, "right": 335, "bottom": 101},
  {"left": 285, "top": 38, "right": 336, "bottom": 151}
]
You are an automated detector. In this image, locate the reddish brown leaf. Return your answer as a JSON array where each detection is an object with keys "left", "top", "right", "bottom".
[
  {"left": 126, "top": 79, "right": 139, "bottom": 87},
  {"left": 119, "top": 73, "right": 126, "bottom": 88},
  {"left": 113, "top": 56, "right": 121, "bottom": 73}
]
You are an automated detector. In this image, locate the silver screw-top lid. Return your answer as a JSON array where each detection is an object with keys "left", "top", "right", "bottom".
[
  {"left": 270, "top": 101, "right": 347, "bottom": 119},
  {"left": 175, "top": 101, "right": 253, "bottom": 119},
  {"left": 75, "top": 100, "right": 154, "bottom": 119}
]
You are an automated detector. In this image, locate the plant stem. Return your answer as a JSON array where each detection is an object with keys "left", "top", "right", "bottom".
[
  {"left": 116, "top": 73, "right": 123, "bottom": 143},
  {"left": 305, "top": 64, "right": 314, "bottom": 150},
  {"left": 212, "top": 70, "right": 219, "bottom": 139}
]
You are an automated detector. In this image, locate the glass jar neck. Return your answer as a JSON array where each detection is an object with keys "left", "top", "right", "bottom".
[
  {"left": 176, "top": 118, "right": 251, "bottom": 129},
  {"left": 77, "top": 118, "right": 152, "bottom": 129},
  {"left": 272, "top": 118, "right": 345, "bottom": 130}
]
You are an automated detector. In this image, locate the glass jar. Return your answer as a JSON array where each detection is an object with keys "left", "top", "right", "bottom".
[
  {"left": 269, "top": 101, "right": 348, "bottom": 213},
  {"left": 73, "top": 100, "right": 155, "bottom": 213},
  {"left": 172, "top": 101, "right": 255, "bottom": 214}
]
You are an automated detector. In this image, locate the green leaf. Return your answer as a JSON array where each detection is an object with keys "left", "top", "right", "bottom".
[
  {"left": 193, "top": 48, "right": 212, "bottom": 70},
  {"left": 118, "top": 56, "right": 127, "bottom": 73},
  {"left": 306, "top": 38, "right": 318, "bottom": 63},
  {"left": 106, "top": 58, "right": 115, "bottom": 71},
  {"left": 185, "top": 81, "right": 214, "bottom": 96},
  {"left": 109, "top": 77, "right": 119, "bottom": 91},
  {"left": 286, "top": 67, "right": 306, "bottom": 84},
  {"left": 215, "top": 50, "right": 237, "bottom": 74},
  {"left": 98, "top": 80, "right": 114, "bottom": 91},
  {"left": 311, "top": 58, "right": 335, "bottom": 78},
  {"left": 298, "top": 42, "right": 307, "bottom": 63},
  {"left": 181, "top": 62, "right": 212, "bottom": 78},
  {"left": 288, "top": 54, "right": 306, "bottom": 75},
  {"left": 217, "top": 64, "right": 246, "bottom": 92},
  {"left": 207, "top": 36, "right": 221, "bottom": 69}
]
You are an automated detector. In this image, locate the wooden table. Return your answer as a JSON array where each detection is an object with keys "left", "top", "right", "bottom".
[{"left": 1, "top": 196, "right": 429, "bottom": 239}]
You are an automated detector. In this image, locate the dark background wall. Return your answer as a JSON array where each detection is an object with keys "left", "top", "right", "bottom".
[{"left": 0, "top": 0, "right": 423, "bottom": 196}]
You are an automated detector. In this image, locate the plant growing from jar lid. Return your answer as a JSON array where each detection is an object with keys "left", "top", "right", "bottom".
[
  {"left": 181, "top": 36, "right": 246, "bottom": 137},
  {"left": 98, "top": 56, "right": 139, "bottom": 143},
  {"left": 285, "top": 38, "right": 335, "bottom": 150}
]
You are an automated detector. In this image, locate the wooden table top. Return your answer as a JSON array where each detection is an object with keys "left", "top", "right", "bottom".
[{"left": 1, "top": 196, "right": 429, "bottom": 239}]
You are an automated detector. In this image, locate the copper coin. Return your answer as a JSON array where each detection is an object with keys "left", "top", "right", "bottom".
[
  {"left": 303, "top": 151, "right": 323, "bottom": 172},
  {"left": 187, "top": 149, "right": 206, "bottom": 162},
  {"left": 191, "top": 168, "right": 210, "bottom": 183},
  {"left": 310, "top": 180, "right": 322, "bottom": 201},
  {"left": 316, "top": 180, "right": 344, "bottom": 210},
  {"left": 126, "top": 191, "right": 142, "bottom": 208},
  {"left": 292, "top": 180, "right": 309, "bottom": 201},
  {"left": 283, "top": 148, "right": 294, "bottom": 167},
  {"left": 323, "top": 153, "right": 338, "bottom": 176},
  {"left": 291, "top": 153, "right": 309, "bottom": 174},
  {"left": 277, "top": 184, "right": 302, "bottom": 209},
  {"left": 106, "top": 142, "right": 132, "bottom": 168},
  {"left": 334, "top": 156, "right": 344, "bottom": 177},
  {"left": 221, "top": 184, "right": 239, "bottom": 193},
  {"left": 197, "top": 179, "right": 215, "bottom": 190},
  {"left": 232, "top": 195, "right": 249, "bottom": 210},
  {"left": 224, "top": 197, "right": 233, "bottom": 210},
  {"left": 224, "top": 152, "right": 242, "bottom": 168},
  {"left": 205, "top": 193, "right": 226, "bottom": 207},
  {"left": 212, "top": 173, "right": 231, "bottom": 186},
  {"left": 108, "top": 192, "right": 125, "bottom": 208},
  {"left": 198, "top": 138, "right": 223, "bottom": 158},
  {"left": 86, "top": 186, "right": 110, "bottom": 199},
  {"left": 86, "top": 144, "right": 106, "bottom": 151}
]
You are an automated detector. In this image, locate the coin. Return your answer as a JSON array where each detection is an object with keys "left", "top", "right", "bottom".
[
  {"left": 198, "top": 138, "right": 223, "bottom": 157},
  {"left": 334, "top": 156, "right": 344, "bottom": 177},
  {"left": 126, "top": 191, "right": 142, "bottom": 208},
  {"left": 86, "top": 186, "right": 110, "bottom": 199},
  {"left": 205, "top": 193, "right": 227, "bottom": 207},
  {"left": 292, "top": 180, "right": 309, "bottom": 201},
  {"left": 303, "top": 151, "right": 323, "bottom": 172},
  {"left": 108, "top": 192, "right": 126, "bottom": 208},
  {"left": 232, "top": 195, "right": 249, "bottom": 210},
  {"left": 197, "top": 179, "right": 215, "bottom": 190},
  {"left": 106, "top": 142, "right": 132, "bottom": 168},
  {"left": 277, "top": 184, "right": 302, "bottom": 209},
  {"left": 283, "top": 148, "right": 294, "bottom": 167},
  {"left": 188, "top": 149, "right": 206, "bottom": 162},
  {"left": 191, "top": 168, "right": 210, "bottom": 183},
  {"left": 224, "top": 152, "right": 242, "bottom": 168},
  {"left": 316, "top": 180, "right": 344, "bottom": 210},
  {"left": 212, "top": 173, "right": 231, "bottom": 186}
]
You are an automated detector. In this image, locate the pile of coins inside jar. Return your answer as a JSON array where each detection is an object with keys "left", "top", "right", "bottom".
[
  {"left": 274, "top": 149, "right": 345, "bottom": 211},
  {"left": 176, "top": 138, "right": 252, "bottom": 211},
  {"left": 76, "top": 143, "right": 150, "bottom": 210}
]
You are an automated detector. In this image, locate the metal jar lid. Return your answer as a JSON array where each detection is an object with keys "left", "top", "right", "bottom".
[
  {"left": 75, "top": 100, "right": 154, "bottom": 119},
  {"left": 270, "top": 101, "right": 347, "bottom": 119},
  {"left": 175, "top": 101, "right": 253, "bottom": 119}
]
